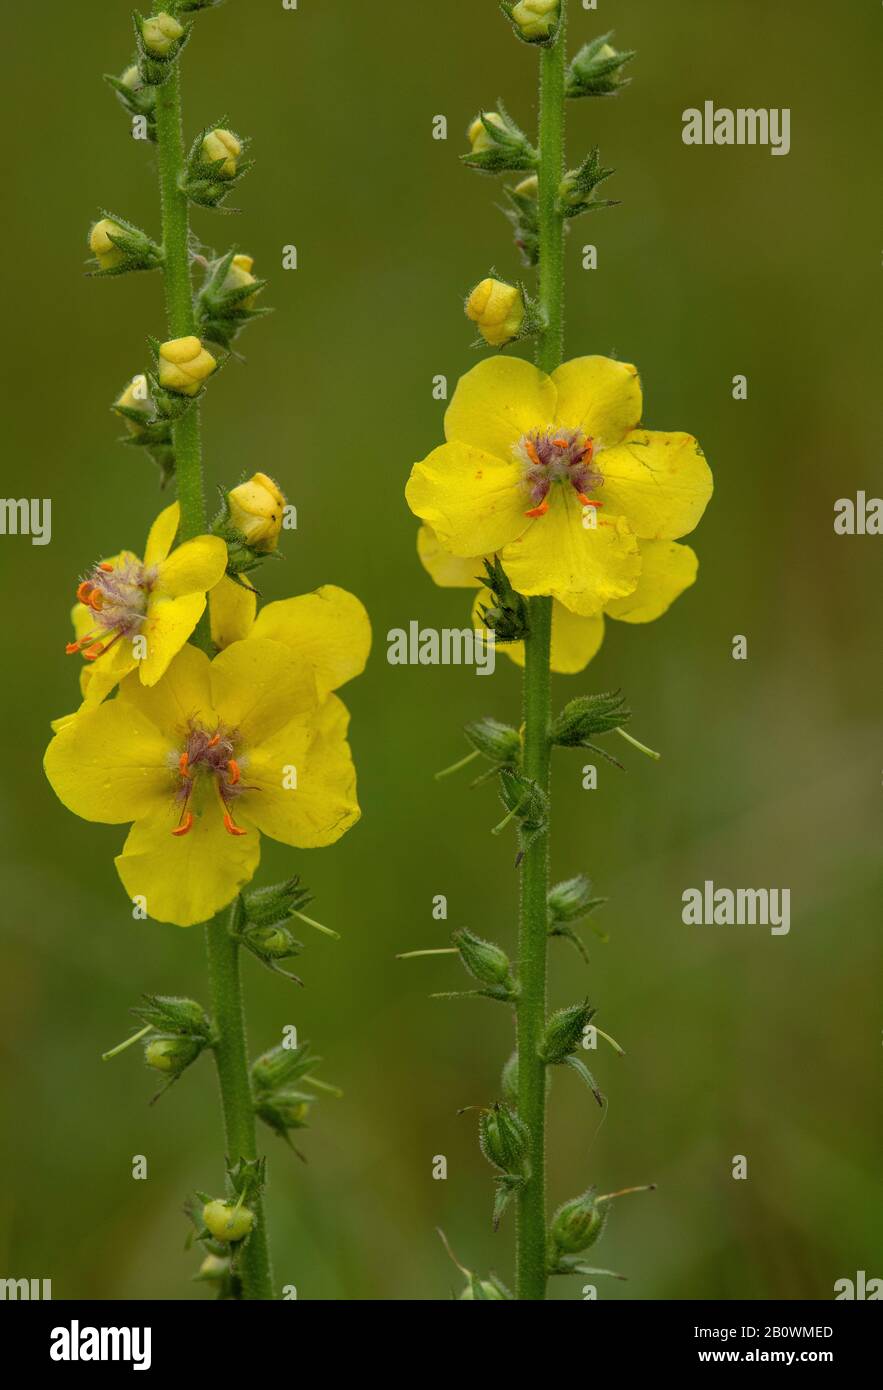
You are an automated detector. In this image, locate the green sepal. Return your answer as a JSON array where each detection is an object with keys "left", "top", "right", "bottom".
[
  {"left": 557, "top": 148, "right": 619, "bottom": 219},
  {"left": 539, "top": 999, "right": 596, "bottom": 1063},
  {"left": 495, "top": 767, "right": 548, "bottom": 865},
  {"left": 565, "top": 31, "right": 636, "bottom": 99},
  {"left": 462, "top": 102, "right": 538, "bottom": 176},
  {"left": 501, "top": 181, "right": 540, "bottom": 266},
  {"left": 562, "top": 1053, "right": 605, "bottom": 1107},
  {"left": 476, "top": 555, "right": 530, "bottom": 643},
  {"left": 87, "top": 210, "right": 163, "bottom": 277}
]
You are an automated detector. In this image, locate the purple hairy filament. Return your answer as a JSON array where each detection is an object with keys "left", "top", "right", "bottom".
[
  {"left": 174, "top": 723, "right": 248, "bottom": 838},
  {"left": 66, "top": 558, "right": 156, "bottom": 661},
  {"left": 514, "top": 427, "right": 605, "bottom": 518}
]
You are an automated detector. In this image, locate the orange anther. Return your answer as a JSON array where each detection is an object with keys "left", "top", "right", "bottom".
[
  {"left": 227, "top": 759, "right": 241, "bottom": 785},
  {"left": 580, "top": 439, "right": 595, "bottom": 461},
  {"left": 178, "top": 752, "right": 190, "bottom": 777},
  {"left": 578, "top": 495, "right": 602, "bottom": 508},
  {"left": 65, "top": 641, "right": 81, "bottom": 655},
  {"left": 552, "top": 437, "right": 569, "bottom": 449},
  {"left": 172, "top": 811, "right": 194, "bottom": 837},
  {"left": 76, "top": 581, "right": 93, "bottom": 604},
  {"left": 525, "top": 440, "right": 541, "bottom": 468},
  {"left": 99, "top": 561, "right": 114, "bottom": 572},
  {"left": 88, "top": 591, "right": 103, "bottom": 611},
  {"left": 207, "top": 733, "right": 221, "bottom": 748},
  {"left": 83, "top": 643, "right": 104, "bottom": 661},
  {"left": 223, "top": 811, "right": 246, "bottom": 837},
  {"left": 525, "top": 498, "right": 549, "bottom": 518}
]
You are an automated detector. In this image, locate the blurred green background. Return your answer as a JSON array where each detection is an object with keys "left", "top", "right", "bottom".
[{"left": 1, "top": 0, "right": 880, "bottom": 1301}]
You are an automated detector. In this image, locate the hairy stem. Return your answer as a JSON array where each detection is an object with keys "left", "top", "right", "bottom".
[
  {"left": 515, "top": 2, "right": 568, "bottom": 1303},
  {"left": 155, "top": 60, "right": 273, "bottom": 1300}
]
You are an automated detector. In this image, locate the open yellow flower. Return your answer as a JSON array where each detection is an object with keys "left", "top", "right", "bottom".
[
  {"left": 44, "top": 638, "right": 362, "bottom": 927},
  {"left": 406, "top": 355, "right": 712, "bottom": 617},
  {"left": 65, "top": 502, "right": 227, "bottom": 707},
  {"left": 417, "top": 523, "right": 698, "bottom": 675}
]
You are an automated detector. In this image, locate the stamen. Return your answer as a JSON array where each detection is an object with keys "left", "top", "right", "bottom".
[
  {"left": 227, "top": 759, "right": 241, "bottom": 785},
  {"left": 578, "top": 495, "right": 603, "bottom": 508},
  {"left": 172, "top": 811, "right": 194, "bottom": 837},
  {"left": 207, "top": 733, "right": 221, "bottom": 748},
  {"left": 178, "top": 752, "right": 190, "bottom": 778},
  {"left": 65, "top": 641, "right": 83, "bottom": 655},
  {"left": 525, "top": 439, "right": 541, "bottom": 468},
  {"left": 99, "top": 561, "right": 114, "bottom": 572},
  {"left": 525, "top": 498, "right": 549, "bottom": 518},
  {"left": 552, "top": 437, "right": 569, "bottom": 449},
  {"left": 223, "top": 810, "right": 247, "bottom": 837},
  {"left": 88, "top": 591, "right": 103, "bottom": 611},
  {"left": 76, "top": 581, "right": 93, "bottom": 604},
  {"left": 82, "top": 643, "right": 105, "bottom": 661}
]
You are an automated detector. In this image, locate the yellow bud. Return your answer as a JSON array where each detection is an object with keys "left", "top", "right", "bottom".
[
  {"left": 115, "top": 375, "right": 152, "bottom": 434},
  {"left": 89, "top": 218, "right": 126, "bottom": 271},
  {"left": 202, "top": 1199, "right": 255, "bottom": 1244},
  {"left": 597, "top": 43, "right": 618, "bottom": 62},
  {"left": 224, "top": 253, "right": 257, "bottom": 308},
  {"left": 514, "top": 174, "right": 539, "bottom": 198},
  {"left": 511, "top": 0, "right": 559, "bottom": 41},
  {"left": 141, "top": 12, "right": 185, "bottom": 57},
  {"left": 467, "top": 112, "right": 505, "bottom": 154},
  {"left": 465, "top": 279, "right": 524, "bottom": 348},
  {"left": 198, "top": 1254, "right": 229, "bottom": 1282},
  {"left": 158, "top": 336, "right": 217, "bottom": 396},
  {"left": 121, "top": 65, "right": 141, "bottom": 91},
  {"left": 227, "top": 472, "right": 286, "bottom": 551},
  {"left": 202, "top": 128, "right": 242, "bottom": 178}
]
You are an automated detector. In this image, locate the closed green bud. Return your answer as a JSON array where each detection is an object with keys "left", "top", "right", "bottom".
[
  {"left": 557, "top": 149, "right": 618, "bottom": 219},
  {"left": 144, "top": 1034, "right": 203, "bottom": 1075},
  {"left": 463, "top": 717, "right": 521, "bottom": 767},
  {"left": 202, "top": 1199, "right": 254, "bottom": 1244},
  {"left": 550, "top": 1189, "right": 605, "bottom": 1254},
  {"left": 551, "top": 690, "right": 630, "bottom": 747},
  {"left": 566, "top": 32, "right": 636, "bottom": 99},
  {"left": 460, "top": 1274, "right": 511, "bottom": 1300},
  {"left": 547, "top": 874, "right": 606, "bottom": 924},
  {"left": 256, "top": 1090, "right": 312, "bottom": 1138},
  {"left": 241, "top": 876, "right": 312, "bottom": 930},
  {"left": 251, "top": 1040, "right": 315, "bottom": 1092},
  {"left": 133, "top": 994, "right": 210, "bottom": 1036},
  {"left": 196, "top": 1253, "right": 230, "bottom": 1283},
  {"left": 478, "top": 1103, "right": 530, "bottom": 1175},
  {"left": 242, "top": 923, "right": 302, "bottom": 961},
  {"left": 453, "top": 928, "right": 514, "bottom": 990},
  {"left": 539, "top": 1000, "right": 595, "bottom": 1062}
]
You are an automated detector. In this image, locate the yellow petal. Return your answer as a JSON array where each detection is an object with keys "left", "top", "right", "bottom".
[
  {"left": 241, "top": 695, "right": 359, "bottom": 849},
  {"left": 417, "top": 525, "right": 483, "bottom": 589},
  {"left": 156, "top": 535, "right": 227, "bottom": 598},
  {"left": 209, "top": 575, "right": 256, "bottom": 650},
  {"left": 471, "top": 589, "right": 605, "bottom": 674},
  {"left": 598, "top": 430, "right": 713, "bottom": 540},
  {"left": 144, "top": 502, "right": 181, "bottom": 567},
  {"left": 406, "top": 440, "right": 527, "bottom": 557},
  {"left": 140, "top": 591, "right": 207, "bottom": 686},
  {"left": 501, "top": 487, "right": 641, "bottom": 616},
  {"left": 250, "top": 586, "right": 372, "bottom": 699},
  {"left": 210, "top": 637, "right": 318, "bottom": 746},
  {"left": 551, "top": 356, "right": 642, "bottom": 449},
  {"left": 44, "top": 701, "right": 174, "bottom": 824},
  {"left": 444, "top": 355, "right": 557, "bottom": 459},
  {"left": 119, "top": 642, "right": 213, "bottom": 736},
  {"left": 605, "top": 540, "right": 698, "bottom": 623},
  {"left": 115, "top": 802, "right": 260, "bottom": 927},
  {"left": 79, "top": 641, "right": 139, "bottom": 706}
]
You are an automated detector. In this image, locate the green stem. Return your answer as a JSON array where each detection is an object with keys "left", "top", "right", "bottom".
[
  {"left": 155, "top": 62, "right": 273, "bottom": 1300},
  {"left": 515, "top": 2, "right": 568, "bottom": 1303}
]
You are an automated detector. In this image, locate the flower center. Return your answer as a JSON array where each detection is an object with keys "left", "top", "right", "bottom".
[
  {"left": 173, "top": 722, "right": 247, "bottom": 838},
  {"left": 514, "top": 427, "right": 604, "bottom": 519},
  {"left": 65, "top": 557, "right": 157, "bottom": 661}
]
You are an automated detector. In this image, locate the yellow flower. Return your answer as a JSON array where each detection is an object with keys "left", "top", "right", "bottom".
[
  {"left": 224, "top": 253, "right": 257, "bottom": 307},
  {"left": 89, "top": 218, "right": 126, "bottom": 271},
  {"left": 44, "top": 634, "right": 363, "bottom": 927},
  {"left": 158, "top": 336, "right": 217, "bottom": 396},
  {"left": 511, "top": 0, "right": 559, "bottom": 41},
  {"left": 202, "top": 128, "right": 242, "bottom": 177},
  {"left": 63, "top": 501, "right": 227, "bottom": 707},
  {"left": 467, "top": 112, "right": 506, "bottom": 154},
  {"left": 227, "top": 472, "right": 285, "bottom": 551},
  {"left": 466, "top": 279, "right": 524, "bottom": 348},
  {"left": 406, "top": 356, "right": 712, "bottom": 618},
  {"left": 417, "top": 519, "right": 698, "bottom": 675},
  {"left": 141, "top": 12, "right": 184, "bottom": 57}
]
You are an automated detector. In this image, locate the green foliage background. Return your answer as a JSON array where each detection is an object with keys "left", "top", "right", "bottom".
[{"left": 0, "top": 0, "right": 879, "bottom": 1300}]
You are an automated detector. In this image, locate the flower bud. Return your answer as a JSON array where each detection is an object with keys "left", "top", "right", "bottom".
[
  {"left": 539, "top": 1000, "right": 595, "bottom": 1063},
  {"left": 224, "top": 253, "right": 257, "bottom": 307},
  {"left": 514, "top": 174, "right": 538, "bottom": 198},
  {"left": 463, "top": 716, "right": 521, "bottom": 767},
  {"left": 114, "top": 374, "right": 153, "bottom": 435},
  {"left": 226, "top": 472, "right": 285, "bottom": 551},
  {"left": 551, "top": 690, "right": 630, "bottom": 747},
  {"left": 202, "top": 1199, "right": 254, "bottom": 1244},
  {"left": 202, "top": 128, "right": 242, "bottom": 178},
  {"left": 478, "top": 1103, "right": 530, "bottom": 1175},
  {"left": 466, "top": 278, "right": 524, "bottom": 348},
  {"left": 144, "top": 1034, "right": 202, "bottom": 1075},
  {"left": 256, "top": 1090, "right": 312, "bottom": 1137},
  {"left": 242, "top": 876, "right": 312, "bottom": 930},
  {"left": 141, "top": 12, "right": 185, "bottom": 57},
  {"left": 452, "top": 928, "right": 513, "bottom": 990},
  {"left": 467, "top": 111, "right": 506, "bottom": 155},
  {"left": 566, "top": 32, "right": 636, "bottom": 99},
  {"left": 460, "top": 1276, "right": 510, "bottom": 1300},
  {"left": 243, "top": 923, "right": 301, "bottom": 961},
  {"left": 550, "top": 1190, "right": 605, "bottom": 1254},
  {"left": 251, "top": 1041, "right": 315, "bottom": 1092},
  {"left": 158, "top": 336, "right": 217, "bottom": 396},
  {"left": 547, "top": 874, "right": 606, "bottom": 924},
  {"left": 89, "top": 218, "right": 126, "bottom": 271},
  {"left": 510, "top": 0, "right": 559, "bottom": 42},
  {"left": 196, "top": 1253, "right": 230, "bottom": 1283}
]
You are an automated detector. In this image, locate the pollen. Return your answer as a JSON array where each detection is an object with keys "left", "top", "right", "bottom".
[{"left": 514, "top": 426, "right": 605, "bottom": 515}]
